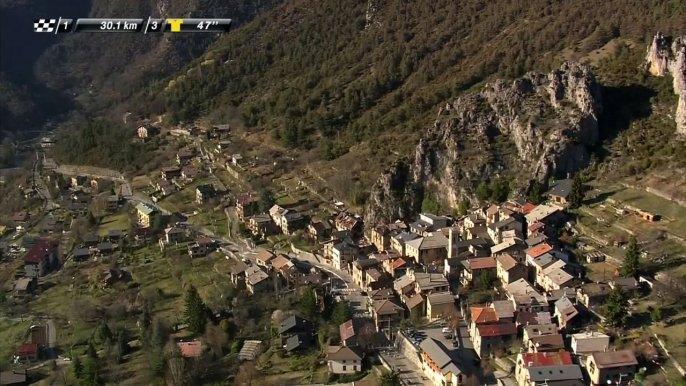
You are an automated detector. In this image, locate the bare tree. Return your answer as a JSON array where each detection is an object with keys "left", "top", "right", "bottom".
[
  {"left": 204, "top": 322, "right": 228, "bottom": 359},
  {"left": 464, "top": 374, "right": 481, "bottom": 386},
  {"left": 165, "top": 340, "right": 186, "bottom": 386},
  {"left": 448, "top": 307, "right": 461, "bottom": 332},
  {"left": 234, "top": 362, "right": 261, "bottom": 386},
  {"left": 357, "top": 319, "right": 378, "bottom": 352},
  {"left": 480, "top": 357, "right": 495, "bottom": 377}
]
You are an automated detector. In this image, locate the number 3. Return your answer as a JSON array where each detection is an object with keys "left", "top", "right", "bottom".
[{"left": 151, "top": 21, "right": 158, "bottom": 30}]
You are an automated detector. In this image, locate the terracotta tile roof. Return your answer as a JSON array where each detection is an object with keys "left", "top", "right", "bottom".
[
  {"left": 339, "top": 319, "right": 357, "bottom": 341},
  {"left": 177, "top": 341, "right": 202, "bottom": 358},
  {"left": 256, "top": 249, "right": 276, "bottom": 264},
  {"left": 391, "top": 257, "right": 407, "bottom": 269},
  {"left": 471, "top": 307, "right": 498, "bottom": 324},
  {"left": 526, "top": 243, "right": 553, "bottom": 259},
  {"left": 520, "top": 352, "right": 573, "bottom": 367},
  {"left": 465, "top": 256, "right": 496, "bottom": 270},
  {"left": 521, "top": 203, "right": 536, "bottom": 214},
  {"left": 16, "top": 343, "right": 38, "bottom": 356},
  {"left": 477, "top": 323, "right": 517, "bottom": 337}
]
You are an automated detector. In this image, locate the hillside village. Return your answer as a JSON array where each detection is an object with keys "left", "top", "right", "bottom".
[{"left": 1, "top": 121, "right": 685, "bottom": 386}]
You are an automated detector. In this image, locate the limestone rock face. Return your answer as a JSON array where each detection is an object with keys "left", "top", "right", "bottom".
[
  {"left": 365, "top": 63, "right": 602, "bottom": 226},
  {"left": 646, "top": 32, "right": 686, "bottom": 135}
]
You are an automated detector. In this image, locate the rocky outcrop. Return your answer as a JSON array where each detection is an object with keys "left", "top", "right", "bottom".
[
  {"left": 365, "top": 62, "right": 602, "bottom": 226},
  {"left": 646, "top": 32, "right": 686, "bottom": 135},
  {"left": 364, "top": 160, "right": 420, "bottom": 227}
]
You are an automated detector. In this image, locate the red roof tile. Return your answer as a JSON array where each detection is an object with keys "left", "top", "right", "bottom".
[
  {"left": 521, "top": 352, "right": 573, "bottom": 367},
  {"left": 24, "top": 239, "right": 55, "bottom": 264},
  {"left": 521, "top": 203, "right": 537, "bottom": 214},
  {"left": 177, "top": 341, "right": 202, "bottom": 358},
  {"left": 391, "top": 257, "right": 407, "bottom": 269},
  {"left": 477, "top": 323, "right": 517, "bottom": 337},
  {"left": 16, "top": 343, "right": 38, "bottom": 356},
  {"left": 471, "top": 307, "right": 499, "bottom": 324},
  {"left": 467, "top": 256, "right": 497, "bottom": 270},
  {"left": 526, "top": 243, "right": 552, "bottom": 259},
  {"left": 339, "top": 319, "right": 356, "bottom": 341}
]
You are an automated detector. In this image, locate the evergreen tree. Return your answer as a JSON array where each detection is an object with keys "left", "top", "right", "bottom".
[
  {"left": 489, "top": 179, "right": 509, "bottom": 203},
  {"left": 621, "top": 236, "right": 641, "bottom": 278},
  {"left": 299, "top": 287, "right": 318, "bottom": 319},
  {"left": 139, "top": 303, "right": 152, "bottom": 344},
  {"left": 86, "top": 341, "right": 98, "bottom": 360},
  {"left": 457, "top": 200, "right": 470, "bottom": 216},
  {"left": 258, "top": 188, "right": 275, "bottom": 213},
  {"left": 604, "top": 286, "right": 629, "bottom": 327},
  {"left": 568, "top": 173, "right": 585, "bottom": 209},
  {"left": 72, "top": 355, "right": 83, "bottom": 379},
  {"left": 97, "top": 320, "right": 113, "bottom": 346},
  {"left": 421, "top": 196, "right": 441, "bottom": 214},
  {"left": 81, "top": 357, "right": 101, "bottom": 386},
  {"left": 528, "top": 180, "right": 544, "bottom": 205},
  {"left": 183, "top": 285, "right": 208, "bottom": 334},
  {"left": 476, "top": 182, "right": 492, "bottom": 203},
  {"left": 331, "top": 300, "right": 352, "bottom": 326}
]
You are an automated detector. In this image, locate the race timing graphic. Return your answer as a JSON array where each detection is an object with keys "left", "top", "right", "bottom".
[{"left": 34, "top": 17, "right": 232, "bottom": 33}]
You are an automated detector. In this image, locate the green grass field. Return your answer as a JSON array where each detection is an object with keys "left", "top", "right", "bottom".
[
  {"left": 0, "top": 319, "right": 30, "bottom": 370},
  {"left": 97, "top": 211, "right": 129, "bottom": 237}
]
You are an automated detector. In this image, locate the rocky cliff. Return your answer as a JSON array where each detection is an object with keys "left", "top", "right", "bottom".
[
  {"left": 645, "top": 32, "right": 686, "bottom": 136},
  {"left": 365, "top": 62, "right": 602, "bottom": 226}
]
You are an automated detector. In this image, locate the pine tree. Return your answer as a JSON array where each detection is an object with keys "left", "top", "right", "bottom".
[
  {"left": 81, "top": 357, "right": 100, "bottom": 386},
  {"left": 528, "top": 180, "right": 544, "bottom": 205},
  {"left": 72, "top": 355, "right": 83, "bottom": 379},
  {"left": 604, "top": 286, "right": 629, "bottom": 327},
  {"left": 331, "top": 300, "right": 352, "bottom": 326},
  {"left": 183, "top": 285, "right": 208, "bottom": 334},
  {"left": 568, "top": 173, "right": 585, "bottom": 209},
  {"left": 621, "top": 236, "right": 641, "bottom": 278},
  {"left": 299, "top": 287, "right": 318, "bottom": 319},
  {"left": 457, "top": 199, "right": 470, "bottom": 216},
  {"left": 86, "top": 341, "right": 98, "bottom": 360},
  {"left": 476, "top": 182, "right": 492, "bottom": 203}
]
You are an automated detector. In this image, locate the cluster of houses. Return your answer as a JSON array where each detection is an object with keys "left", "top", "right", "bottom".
[
  {"left": 278, "top": 181, "right": 647, "bottom": 385},
  {"left": 228, "top": 249, "right": 326, "bottom": 295}
]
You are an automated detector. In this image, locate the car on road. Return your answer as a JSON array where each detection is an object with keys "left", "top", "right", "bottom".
[{"left": 442, "top": 327, "right": 452, "bottom": 334}]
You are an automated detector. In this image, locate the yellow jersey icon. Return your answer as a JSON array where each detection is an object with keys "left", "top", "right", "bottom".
[{"left": 167, "top": 19, "right": 184, "bottom": 32}]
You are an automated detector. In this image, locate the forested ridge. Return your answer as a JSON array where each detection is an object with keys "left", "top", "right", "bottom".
[
  {"left": 126, "top": 0, "right": 685, "bottom": 161},
  {"left": 0, "top": 0, "right": 284, "bottom": 136}
]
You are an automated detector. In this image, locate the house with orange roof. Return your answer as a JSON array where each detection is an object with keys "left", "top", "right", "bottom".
[
  {"left": 383, "top": 257, "right": 408, "bottom": 278},
  {"left": 460, "top": 256, "right": 497, "bottom": 287},
  {"left": 525, "top": 243, "right": 553, "bottom": 264},
  {"left": 469, "top": 306, "right": 499, "bottom": 337}
]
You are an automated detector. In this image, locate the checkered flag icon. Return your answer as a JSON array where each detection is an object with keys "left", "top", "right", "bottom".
[{"left": 34, "top": 19, "right": 57, "bottom": 33}]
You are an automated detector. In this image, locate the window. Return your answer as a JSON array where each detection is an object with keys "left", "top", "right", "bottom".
[
  {"left": 343, "top": 366, "right": 347, "bottom": 371},
  {"left": 343, "top": 360, "right": 346, "bottom": 364},
  {"left": 353, "top": 366, "right": 357, "bottom": 371}
]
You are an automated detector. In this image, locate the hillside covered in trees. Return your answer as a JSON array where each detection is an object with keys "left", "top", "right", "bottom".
[
  {"left": 125, "top": 0, "right": 685, "bottom": 162},
  {"left": 0, "top": 0, "right": 284, "bottom": 136}
]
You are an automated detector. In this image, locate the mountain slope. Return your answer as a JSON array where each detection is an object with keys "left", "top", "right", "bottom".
[
  {"left": 131, "top": 0, "right": 685, "bottom": 150},
  {"left": 0, "top": 0, "right": 284, "bottom": 134}
]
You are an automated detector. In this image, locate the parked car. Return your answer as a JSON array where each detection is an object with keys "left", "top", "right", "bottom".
[{"left": 442, "top": 327, "right": 451, "bottom": 334}]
